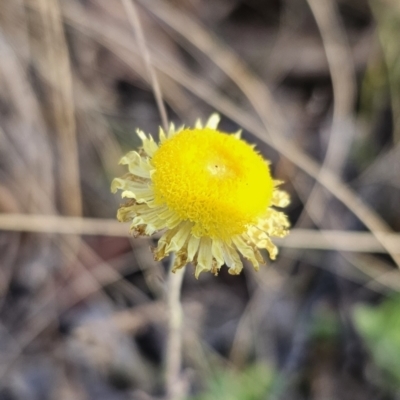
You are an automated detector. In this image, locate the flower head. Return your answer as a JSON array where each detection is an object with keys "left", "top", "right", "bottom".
[{"left": 112, "top": 114, "right": 290, "bottom": 278}]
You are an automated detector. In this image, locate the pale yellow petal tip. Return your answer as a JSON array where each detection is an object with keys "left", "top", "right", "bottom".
[
  {"left": 272, "top": 189, "right": 291, "bottom": 208},
  {"left": 205, "top": 113, "right": 221, "bottom": 129},
  {"left": 228, "top": 261, "right": 244, "bottom": 275},
  {"left": 111, "top": 178, "right": 135, "bottom": 198},
  {"left": 168, "top": 122, "right": 177, "bottom": 137},
  {"left": 234, "top": 129, "right": 242, "bottom": 139},
  {"left": 194, "top": 263, "right": 211, "bottom": 279},
  {"left": 110, "top": 178, "right": 120, "bottom": 193},
  {"left": 119, "top": 151, "right": 138, "bottom": 165},
  {"left": 136, "top": 129, "right": 147, "bottom": 142},
  {"left": 266, "top": 241, "right": 278, "bottom": 260},
  {"left": 228, "top": 266, "right": 242, "bottom": 276},
  {"left": 159, "top": 127, "right": 167, "bottom": 143}
]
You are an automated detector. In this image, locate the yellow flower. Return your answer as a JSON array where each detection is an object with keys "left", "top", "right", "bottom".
[{"left": 111, "top": 114, "right": 290, "bottom": 278}]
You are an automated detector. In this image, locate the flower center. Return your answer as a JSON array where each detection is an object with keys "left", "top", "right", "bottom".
[{"left": 151, "top": 128, "right": 273, "bottom": 240}]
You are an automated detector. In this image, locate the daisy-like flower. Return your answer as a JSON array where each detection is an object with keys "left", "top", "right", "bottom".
[{"left": 111, "top": 114, "right": 290, "bottom": 278}]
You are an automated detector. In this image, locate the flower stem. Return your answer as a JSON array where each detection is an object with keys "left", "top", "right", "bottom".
[{"left": 165, "top": 259, "right": 185, "bottom": 400}]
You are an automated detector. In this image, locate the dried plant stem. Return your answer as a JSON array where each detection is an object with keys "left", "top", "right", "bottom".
[
  {"left": 34, "top": 0, "right": 82, "bottom": 217},
  {"left": 121, "top": 0, "right": 169, "bottom": 132},
  {"left": 1, "top": 214, "right": 400, "bottom": 254},
  {"left": 303, "top": 0, "right": 356, "bottom": 224},
  {"left": 165, "top": 259, "right": 185, "bottom": 400}
]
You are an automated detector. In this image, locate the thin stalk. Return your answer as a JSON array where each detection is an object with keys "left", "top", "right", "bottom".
[
  {"left": 165, "top": 259, "right": 185, "bottom": 400},
  {"left": 121, "top": 0, "right": 169, "bottom": 132}
]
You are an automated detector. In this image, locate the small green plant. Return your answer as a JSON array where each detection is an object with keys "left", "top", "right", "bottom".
[
  {"left": 190, "top": 363, "right": 274, "bottom": 400},
  {"left": 354, "top": 295, "right": 400, "bottom": 387}
]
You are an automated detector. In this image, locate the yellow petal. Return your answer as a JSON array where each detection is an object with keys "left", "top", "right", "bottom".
[
  {"left": 136, "top": 130, "right": 159, "bottom": 156},
  {"left": 187, "top": 235, "right": 200, "bottom": 261},
  {"left": 222, "top": 243, "right": 243, "bottom": 275},
  {"left": 232, "top": 235, "right": 261, "bottom": 270},
  {"left": 119, "top": 151, "right": 152, "bottom": 178},
  {"left": 211, "top": 239, "right": 225, "bottom": 271},
  {"left": 166, "top": 221, "right": 193, "bottom": 253},
  {"left": 195, "top": 237, "right": 213, "bottom": 278}
]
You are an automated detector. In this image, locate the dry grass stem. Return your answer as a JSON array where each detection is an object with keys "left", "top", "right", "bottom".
[
  {"left": 0, "top": 213, "right": 400, "bottom": 254},
  {"left": 300, "top": 0, "right": 357, "bottom": 225},
  {"left": 165, "top": 265, "right": 185, "bottom": 400},
  {"left": 32, "top": 0, "right": 82, "bottom": 216},
  {"left": 121, "top": 0, "right": 169, "bottom": 131}
]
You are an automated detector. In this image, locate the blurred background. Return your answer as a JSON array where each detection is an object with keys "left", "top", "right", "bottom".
[{"left": 1, "top": 0, "right": 400, "bottom": 399}]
